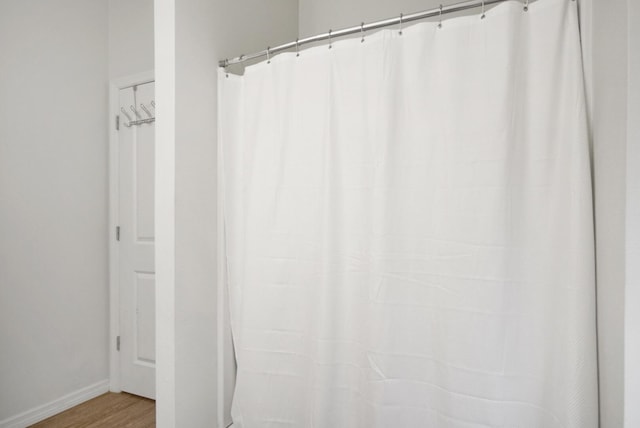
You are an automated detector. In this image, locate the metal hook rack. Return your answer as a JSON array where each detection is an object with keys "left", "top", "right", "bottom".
[{"left": 121, "top": 101, "right": 156, "bottom": 127}]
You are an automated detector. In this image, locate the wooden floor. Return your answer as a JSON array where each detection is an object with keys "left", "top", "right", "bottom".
[{"left": 30, "top": 392, "right": 155, "bottom": 427}]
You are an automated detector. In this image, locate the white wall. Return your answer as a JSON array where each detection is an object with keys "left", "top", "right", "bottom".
[
  {"left": 299, "top": 0, "right": 489, "bottom": 37},
  {"left": 299, "top": 0, "right": 433, "bottom": 37},
  {"left": 0, "top": 0, "right": 110, "bottom": 424},
  {"left": 625, "top": 0, "right": 640, "bottom": 425},
  {"left": 591, "top": 0, "right": 628, "bottom": 426},
  {"left": 154, "top": 0, "right": 175, "bottom": 424},
  {"left": 154, "top": 0, "right": 298, "bottom": 426},
  {"left": 109, "top": 0, "right": 155, "bottom": 79}
]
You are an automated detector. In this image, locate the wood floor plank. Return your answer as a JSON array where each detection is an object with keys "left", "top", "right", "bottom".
[
  {"left": 29, "top": 392, "right": 155, "bottom": 427},
  {"left": 86, "top": 398, "right": 155, "bottom": 428}
]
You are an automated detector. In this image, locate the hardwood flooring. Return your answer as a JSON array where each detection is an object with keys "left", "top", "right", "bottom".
[{"left": 29, "top": 392, "right": 155, "bottom": 428}]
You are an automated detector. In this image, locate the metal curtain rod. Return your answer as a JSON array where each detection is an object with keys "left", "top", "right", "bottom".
[{"left": 219, "top": 0, "right": 538, "bottom": 68}]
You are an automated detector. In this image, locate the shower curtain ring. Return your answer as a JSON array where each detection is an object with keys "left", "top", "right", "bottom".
[
  {"left": 328, "top": 29, "right": 332, "bottom": 49},
  {"left": 438, "top": 4, "right": 443, "bottom": 28},
  {"left": 399, "top": 13, "right": 403, "bottom": 35},
  {"left": 524, "top": 0, "right": 529, "bottom": 11},
  {"left": 481, "top": 0, "right": 486, "bottom": 19},
  {"left": 224, "top": 59, "right": 229, "bottom": 77},
  {"left": 296, "top": 38, "right": 300, "bottom": 57},
  {"left": 361, "top": 22, "right": 365, "bottom": 43},
  {"left": 267, "top": 47, "right": 271, "bottom": 64}
]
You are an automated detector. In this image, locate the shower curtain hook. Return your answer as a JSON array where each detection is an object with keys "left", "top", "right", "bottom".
[
  {"left": 523, "top": 0, "right": 529, "bottom": 11},
  {"left": 224, "top": 59, "right": 229, "bottom": 77},
  {"left": 267, "top": 47, "right": 271, "bottom": 64},
  {"left": 328, "top": 29, "right": 332, "bottom": 49},
  {"left": 296, "top": 38, "right": 300, "bottom": 57},
  {"left": 399, "top": 13, "right": 403, "bottom": 35},
  {"left": 361, "top": 22, "right": 365, "bottom": 43},
  {"left": 481, "top": 0, "right": 486, "bottom": 19},
  {"left": 438, "top": 5, "right": 443, "bottom": 28}
]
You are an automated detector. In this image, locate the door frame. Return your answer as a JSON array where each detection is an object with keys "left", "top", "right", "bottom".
[{"left": 109, "top": 71, "right": 155, "bottom": 393}]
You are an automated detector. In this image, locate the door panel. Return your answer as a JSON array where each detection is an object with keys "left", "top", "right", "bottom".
[
  {"left": 135, "top": 272, "right": 155, "bottom": 364},
  {"left": 119, "top": 81, "right": 156, "bottom": 399},
  {"left": 134, "top": 82, "right": 155, "bottom": 242}
]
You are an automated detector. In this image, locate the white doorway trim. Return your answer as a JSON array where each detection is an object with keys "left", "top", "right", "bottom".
[{"left": 109, "top": 71, "right": 155, "bottom": 393}]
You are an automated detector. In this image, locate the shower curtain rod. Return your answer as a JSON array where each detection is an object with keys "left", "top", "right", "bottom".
[{"left": 219, "top": 0, "right": 537, "bottom": 68}]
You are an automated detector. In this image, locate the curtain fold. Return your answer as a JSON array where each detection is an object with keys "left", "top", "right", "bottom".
[{"left": 219, "top": 0, "right": 598, "bottom": 426}]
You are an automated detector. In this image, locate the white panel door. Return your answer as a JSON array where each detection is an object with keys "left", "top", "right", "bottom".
[{"left": 118, "top": 81, "right": 156, "bottom": 399}]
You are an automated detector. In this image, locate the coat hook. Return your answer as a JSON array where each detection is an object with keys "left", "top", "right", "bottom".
[
  {"left": 140, "top": 103, "right": 153, "bottom": 118},
  {"left": 130, "top": 105, "right": 142, "bottom": 119},
  {"left": 120, "top": 107, "right": 133, "bottom": 122}
]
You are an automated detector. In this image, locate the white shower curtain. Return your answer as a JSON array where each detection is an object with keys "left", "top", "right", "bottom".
[{"left": 218, "top": 0, "right": 598, "bottom": 426}]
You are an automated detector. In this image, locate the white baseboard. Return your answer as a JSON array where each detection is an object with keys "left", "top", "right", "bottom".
[{"left": 0, "top": 379, "right": 109, "bottom": 428}]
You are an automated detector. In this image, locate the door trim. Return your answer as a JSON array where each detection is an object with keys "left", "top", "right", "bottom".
[{"left": 109, "top": 71, "right": 155, "bottom": 393}]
